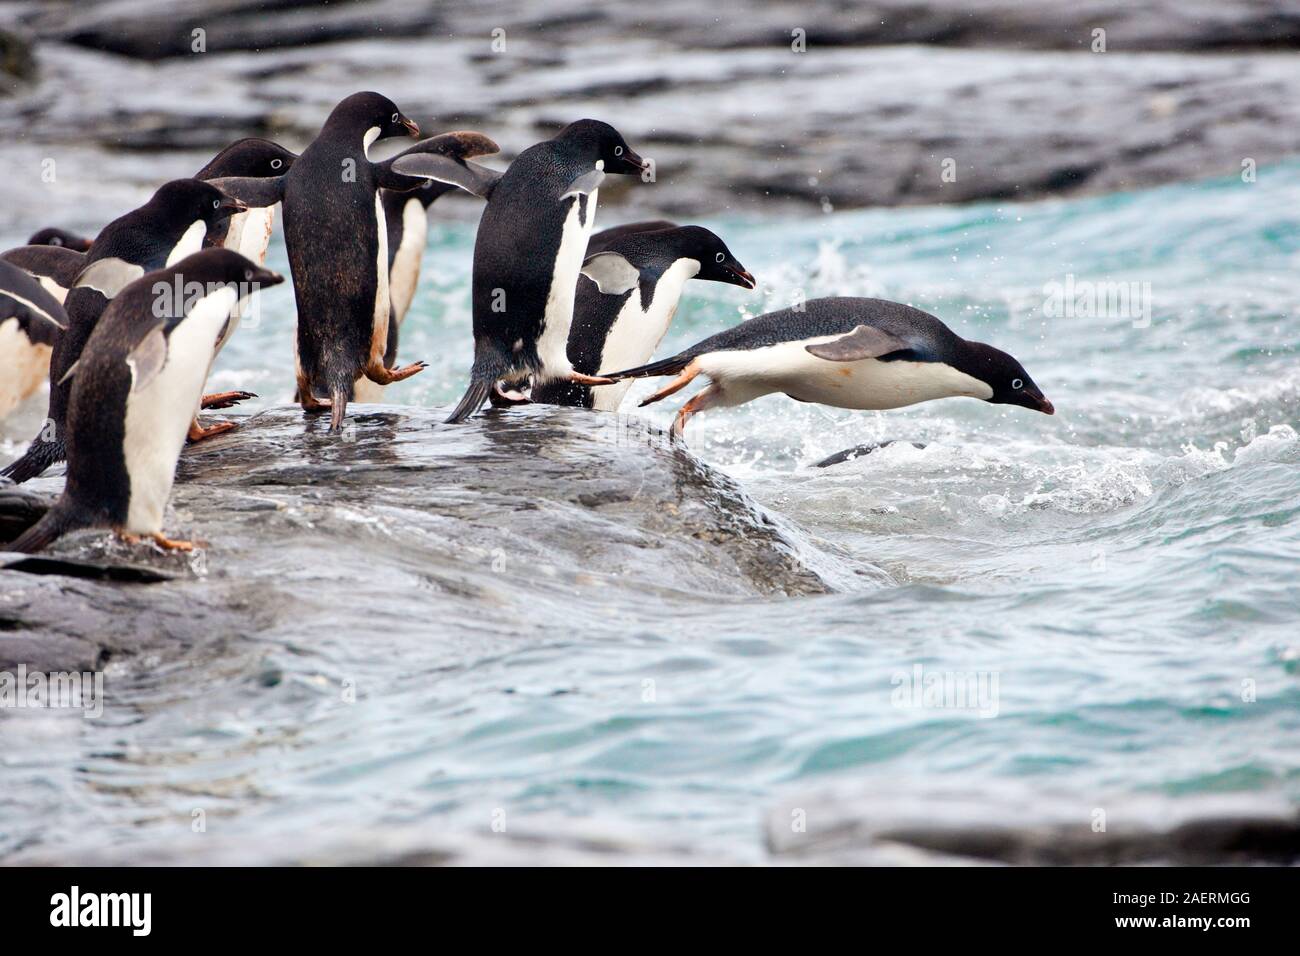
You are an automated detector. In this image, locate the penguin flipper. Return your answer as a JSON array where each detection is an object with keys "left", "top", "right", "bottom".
[
  {"left": 560, "top": 169, "right": 605, "bottom": 201},
  {"left": 73, "top": 257, "right": 144, "bottom": 299},
  {"left": 1, "top": 245, "right": 87, "bottom": 292},
  {"left": 445, "top": 377, "right": 493, "bottom": 424},
  {"left": 207, "top": 175, "right": 286, "bottom": 209},
  {"left": 804, "top": 324, "right": 910, "bottom": 362},
  {"left": 387, "top": 154, "right": 502, "bottom": 199},
  {"left": 126, "top": 327, "right": 168, "bottom": 392},
  {"left": 580, "top": 252, "right": 640, "bottom": 295},
  {"left": 0, "top": 260, "right": 69, "bottom": 342}
]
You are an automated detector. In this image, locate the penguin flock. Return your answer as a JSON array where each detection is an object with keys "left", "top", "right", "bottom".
[{"left": 0, "top": 90, "right": 1052, "bottom": 555}]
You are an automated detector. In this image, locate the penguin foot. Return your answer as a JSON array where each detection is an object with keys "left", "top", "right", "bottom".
[
  {"left": 150, "top": 532, "right": 197, "bottom": 552},
  {"left": 187, "top": 419, "right": 239, "bottom": 443},
  {"left": 364, "top": 360, "right": 428, "bottom": 386},
  {"left": 670, "top": 382, "right": 722, "bottom": 441},
  {"left": 201, "top": 390, "right": 257, "bottom": 410},
  {"left": 639, "top": 360, "right": 701, "bottom": 408},
  {"left": 568, "top": 371, "right": 616, "bottom": 387}
]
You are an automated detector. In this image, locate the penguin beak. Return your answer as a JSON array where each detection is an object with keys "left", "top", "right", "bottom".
[
  {"left": 72, "top": 238, "right": 94, "bottom": 252},
  {"left": 257, "top": 269, "right": 285, "bottom": 287},
  {"left": 401, "top": 116, "right": 420, "bottom": 138},
  {"left": 725, "top": 265, "right": 756, "bottom": 289},
  {"left": 218, "top": 198, "right": 247, "bottom": 216},
  {"left": 1036, "top": 395, "right": 1055, "bottom": 415}
]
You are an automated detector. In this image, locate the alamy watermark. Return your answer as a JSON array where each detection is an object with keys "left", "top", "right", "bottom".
[
  {"left": 891, "top": 663, "right": 999, "bottom": 718},
  {"left": 1043, "top": 274, "right": 1151, "bottom": 328},
  {"left": 151, "top": 277, "right": 267, "bottom": 326},
  {"left": 0, "top": 665, "right": 104, "bottom": 718}
]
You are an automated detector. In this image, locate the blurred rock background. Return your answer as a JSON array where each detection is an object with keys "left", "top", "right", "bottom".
[{"left": 1, "top": 0, "right": 1299, "bottom": 227}]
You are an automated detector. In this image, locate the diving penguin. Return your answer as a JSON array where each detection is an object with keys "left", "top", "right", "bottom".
[{"left": 600, "top": 297, "right": 1055, "bottom": 438}]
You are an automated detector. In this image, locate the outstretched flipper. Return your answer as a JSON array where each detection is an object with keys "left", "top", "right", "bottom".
[
  {"left": 383, "top": 131, "right": 502, "bottom": 198},
  {"left": 206, "top": 175, "right": 287, "bottom": 209},
  {"left": 804, "top": 324, "right": 910, "bottom": 362}
]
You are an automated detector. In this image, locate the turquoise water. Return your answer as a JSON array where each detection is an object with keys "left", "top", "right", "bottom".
[{"left": 5, "top": 164, "right": 1299, "bottom": 861}]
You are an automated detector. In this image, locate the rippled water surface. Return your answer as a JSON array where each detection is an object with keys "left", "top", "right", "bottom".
[{"left": 3, "top": 163, "right": 1299, "bottom": 862}]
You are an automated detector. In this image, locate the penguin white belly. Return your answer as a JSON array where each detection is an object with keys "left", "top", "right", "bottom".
[
  {"left": 535, "top": 191, "right": 597, "bottom": 381},
  {"left": 354, "top": 194, "right": 392, "bottom": 404},
  {"left": 222, "top": 210, "right": 248, "bottom": 258},
  {"left": 698, "top": 340, "right": 993, "bottom": 410},
  {"left": 389, "top": 198, "right": 427, "bottom": 326},
  {"left": 0, "top": 318, "right": 52, "bottom": 420},
  {"left": 594, "top": 259, "right": 696, "bottom": 412},
  {"left": 165, "top": 219, "right": 208, "bottom": 267},
  {"left": 36, "top": 276, "right": 69, "bottom": 305},
  {"left": 123, "top": 289, "right": 235, "bottom": 533},
  {"left": 235, "top": 206, "right": 276, "bottom": 266}
]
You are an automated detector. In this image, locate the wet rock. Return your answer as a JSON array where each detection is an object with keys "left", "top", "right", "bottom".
[
  {"left": 766, "top": 787, "right": 1300, "bottom": 864},
  {"left": 0, "top": 404, "right": 829, "bottom": 673}
]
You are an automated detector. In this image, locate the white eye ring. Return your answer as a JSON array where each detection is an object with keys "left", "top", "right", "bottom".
[
  {"left": 270, "top": 158, "right": 282, "bottom": 169},
  {"left": 51, "top": 237, "right": 63, "bottom": 246},
  {"left": 391, "top": 113, "right": 399, "bottom": 123},
  {"left": 1012, "top": 378, "right": 1024, "bottom": 389},
  {"left": 614, "top": 146, "right": 624, "bottom": 156},
  {"left": 213, "top": 199, "right": 220, "bottom": 209},
  {"left": 244, "top": 269, "right": 253, "bottom": 280},
  {"left": 715, "top": 252, "right": 725, "bottom": 263}
]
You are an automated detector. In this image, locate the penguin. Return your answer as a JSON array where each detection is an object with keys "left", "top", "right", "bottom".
[
  {"left": 601, "top": 297, "right": 1055, "bottom": 438},
  {"left": 442, "top": 119, "right": 650, "bottom": 424},
  {"left": 528, "top": 224, "right": 754, "bottom": 411},
  {"left": 209, "top": 91, "right": 498, "bottom": 432},
  {"left": 27, "top": 228, "right": 94, "bottom": 252},
  {"left": 7, "top": 250, "right": 283, "bottom": 554},
  {"left": 1, "top": 244, "right": 87, "bottom": 303},
  {"left": 193, "top": 137, "right": 298, "bottom": 266},
  {"left": 0, "top": 260, "right": 68, "bottom": 421},
  {"left": 351, "top": 177, "right": 459, "bottom": 404},
  {"left": 585, "top": 220, "right": 676, "bottom": 256},
  {"left": 1, "top": 179, "right": 245, "bottom": 483}
]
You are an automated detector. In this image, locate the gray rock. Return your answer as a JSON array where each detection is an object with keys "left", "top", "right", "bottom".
[
  {"left": 0, "top": 404, "right": 830, "bottom": 674},
  {"left": 766, "top": 786, "right": 1300, "bottom": 864}
]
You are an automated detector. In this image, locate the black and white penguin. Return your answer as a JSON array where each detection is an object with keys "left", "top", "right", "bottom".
[
  {"left": 529, "top": 223, "right": 754, "bottom": 411},
  {"left": 6, "top": 250, "right": 283, "bottom": 554},
  {"left": 351, "top": 178, "right": 459, "bottom": 403},
  {"left": 1, "top": 244, "right": 86, "bottom": 303},
  {"left": 1, "top": 179, "right": 244, "bottom": 483},
  {"left": 194, "top": 137, "right": 298, "bottom": 265},
  {"left": 27, "top": 228, "right": 94, "bottom": 252},
  {"left": 601, "top": 297, "right": 1055, "bottom": 438},
  {"left": 0, "top": 260, "right": 68, "bottom": 421},
  {"left": 210, "top": 91, "right": 498, "bottom": 431},
  {"left": 442, "top": 119, "right": 650, "bottom": 423}
]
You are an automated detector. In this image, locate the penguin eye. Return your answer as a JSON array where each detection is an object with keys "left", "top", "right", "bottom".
[
  {"left": 271, "top": 158, "right": 282, "bottom": 170},
  {"left": 391, "top": 113, "right": 399, "bottom": 123},
  {"left": 614, "top": 146, "right": 624, "bottom": 156},
  {"left": 51, "top": 237, "right": 63, "bottom": 246},
  {"left": 1012, "top": 378, "right": 1024, "bottom": 389},
  {"left": 715, "top": 252, "right": 725, "bottom": 263},
  {"left": 212, "top": 199, "right": 220, "bottom": 209}
]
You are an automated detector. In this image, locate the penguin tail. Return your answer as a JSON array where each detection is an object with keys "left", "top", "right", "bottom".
[
  {"left": 328, "top": 386, "right": 348, "bottom": 435},
  {"left": 6, "top": 501, "right": 83, "bottom": 554},
  {"left": 1, "top": 437, "right": 65, "bottom": 485},
  {"left": 600, "top": 354, "right": 692, "bottom": 381},
  {"left": 444, "top": 376, "right": 493, "bottom": 424}
]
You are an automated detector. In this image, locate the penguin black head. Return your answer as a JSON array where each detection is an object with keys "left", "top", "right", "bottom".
[
  {"left": 554, "top": 119, "right": 646, "bottom": 175},
  {"left": 667, "top": 226, "right": 755, "bottom": 289},
  {"left": 170, "top": 248, "right": 285, "bottom": 292},
  {"left": 961, "top": 342, "right": 1054, "bottom": 415},
  {"left": 149, "top": 179, "right": 247, "bottom": 233},
  {"left": 27, "top": 227, "right": 93, "bottom": 252},
  {"left": 327, "top": 91, "right": 420, "bottom": 141},
  {"left": 196, "top": 137, "right": 298, "bottom": 180}
]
